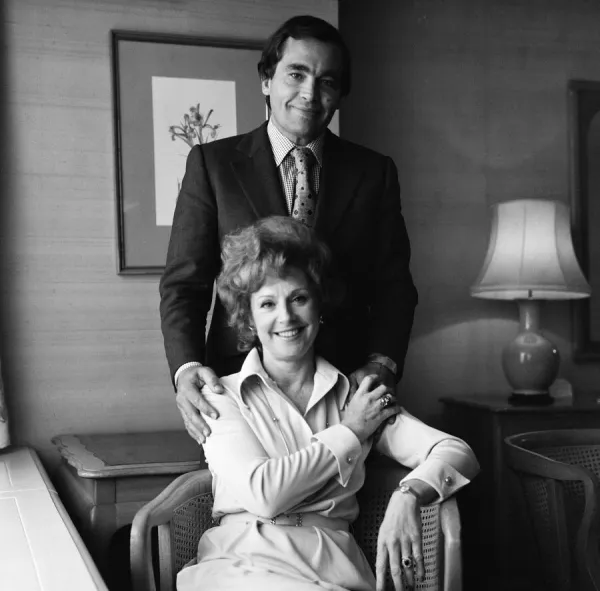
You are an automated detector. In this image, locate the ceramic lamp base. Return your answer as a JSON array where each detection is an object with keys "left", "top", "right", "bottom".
[{"left": 502, "top": 300, "right": 559, "bottom": 401}]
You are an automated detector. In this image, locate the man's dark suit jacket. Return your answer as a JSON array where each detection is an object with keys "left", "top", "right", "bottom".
[{"left": 159, "top": 122, "right": 418, "bottom": 380}]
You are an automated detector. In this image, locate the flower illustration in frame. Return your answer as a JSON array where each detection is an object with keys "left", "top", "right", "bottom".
[
  {"left": 152, "top": 77, "right": 237, "bottom": 226},
  {"left": 169, "top": 103, "right": 221, "bottom": 148}
]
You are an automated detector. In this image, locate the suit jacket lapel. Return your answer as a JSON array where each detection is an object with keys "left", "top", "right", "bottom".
[
  {"left": 231, "top": 123, "right": 288, "bottom": 219},
  {"left": 316, "top": 131, "right": 364, "bottom": 238}
]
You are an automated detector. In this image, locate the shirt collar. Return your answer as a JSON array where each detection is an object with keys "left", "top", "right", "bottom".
[
  {"left": 267, "top": 118, "right": 325, "bottom": 167},
  {"left": 236, "top": 348, "right": 350, "bottom": 411}
]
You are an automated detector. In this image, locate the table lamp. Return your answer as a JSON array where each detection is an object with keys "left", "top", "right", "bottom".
[{"left": 471, "top": 199, "right": 591, "bottom": 404}]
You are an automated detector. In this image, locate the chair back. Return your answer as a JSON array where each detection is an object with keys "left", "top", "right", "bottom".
[
  {"left": 504, "top": 429, "right": 600, "bottom": 591},
  {"left": 170, "top": 490, "right": 214, "bottom": 575},
  {"left": 131, "top": 455, "right": 461, "bottom": 591}
]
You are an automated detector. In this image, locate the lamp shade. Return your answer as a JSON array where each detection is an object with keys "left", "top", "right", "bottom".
[{"left": 471, "top": 199, "right": 591, "bottom": 300}]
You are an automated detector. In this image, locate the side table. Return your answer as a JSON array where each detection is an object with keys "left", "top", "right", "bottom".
[
  {"left": 51, "top": 431, "right": 206, "bottom": 589},
  {"left": 440, "top": 394, "right": 600, "bottom": 591}
]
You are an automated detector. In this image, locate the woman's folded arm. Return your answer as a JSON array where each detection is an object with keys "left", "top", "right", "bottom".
[
  {"left": 202, "top": 391, "right": 362, "bottom": 518},
  {"left": 374, "top": 408, "right": 480, "bottom": 503}
]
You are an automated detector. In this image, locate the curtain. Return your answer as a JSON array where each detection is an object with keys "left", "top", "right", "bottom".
[{"left": 0, "top": 358, "right": 8, "bottom": 448}]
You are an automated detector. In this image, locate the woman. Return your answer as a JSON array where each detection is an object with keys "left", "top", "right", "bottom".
[{"left": 178, "top": 216, "right": 479, "bottom": 591}]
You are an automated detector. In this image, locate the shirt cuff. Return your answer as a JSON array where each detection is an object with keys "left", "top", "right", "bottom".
[
  {"left": 399, "top": 459, "right": 471, "bottom": 504},
  {"left": 174, "top": 362, "right": 203, "bottom": 387},
  {"left": 312, "top": 424, "right": 362, "bottom": 487},
  {"left": 366, "top": 353, "right": 397, "bottom": 376}
]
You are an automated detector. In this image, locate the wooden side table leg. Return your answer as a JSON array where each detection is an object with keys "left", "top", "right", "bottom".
[{"left": 86, "top": 504, "right": 118, "bottom": 587}]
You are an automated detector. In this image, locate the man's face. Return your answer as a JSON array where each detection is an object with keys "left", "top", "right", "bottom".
[{"left": 262, "top": 37, "right": 343, "bottom": 146}]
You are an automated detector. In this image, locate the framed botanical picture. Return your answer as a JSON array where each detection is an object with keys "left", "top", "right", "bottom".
[{"left": 111, "top": 31, "right": 265, "bottom": 274}]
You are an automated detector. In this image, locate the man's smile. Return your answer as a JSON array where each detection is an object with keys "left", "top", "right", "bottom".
[{"left": 291, "top": 105, "right": 320, "bottom": 115}]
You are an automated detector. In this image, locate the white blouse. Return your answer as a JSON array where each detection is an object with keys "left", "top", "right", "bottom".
[{"left": 201, "top": 349, "right": 479, "bottom": 523}]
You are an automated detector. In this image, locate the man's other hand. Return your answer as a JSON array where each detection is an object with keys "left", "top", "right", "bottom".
[
  {"left": 348, "top": 362, "right": 397, "bottom": 431},
  {"left": 349, "top": 362, "right": 395, "bottom": 397}
]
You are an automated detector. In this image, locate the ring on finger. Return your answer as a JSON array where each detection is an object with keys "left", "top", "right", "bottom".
[
  {"left": 379, "top": 393, "right": 393, "bottom": 409},
  {"left": 401, "top": 556, "right": 415, "bottom": 569}
]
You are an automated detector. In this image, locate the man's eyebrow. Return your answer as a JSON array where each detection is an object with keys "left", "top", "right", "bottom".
[
  {"left": 285, "top": 62, "right": 310, "bottom": 73},
  {"left": 284, "top": 62, "right": 340, "bottom": 78}
]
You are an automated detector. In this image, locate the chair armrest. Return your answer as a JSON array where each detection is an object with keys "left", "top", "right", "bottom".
[
  {"left": 440, "top": 497, "right": 461, "bottom": 591},
  {"left": 130, "top": 469, "right": 212, "bottom": 591},
  {"left": 134, "top": 469, "right": 212, "bottom": 529}
]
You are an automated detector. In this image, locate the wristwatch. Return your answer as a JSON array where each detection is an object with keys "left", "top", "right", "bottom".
[{"left": 396, "top": 483, "right": 423, "bottom": 504}]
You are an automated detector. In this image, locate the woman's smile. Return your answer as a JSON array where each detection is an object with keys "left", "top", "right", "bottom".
[
  {"left": 274, "top": 326, "right": 305, "bottom": 339},
  {"left": 250, "top": 268, "right": 319, "bottom": 365}
]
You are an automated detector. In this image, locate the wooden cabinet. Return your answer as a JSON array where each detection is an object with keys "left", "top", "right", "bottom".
[{"left": 440, "top": 394, "right": 600, "bottom": 591}]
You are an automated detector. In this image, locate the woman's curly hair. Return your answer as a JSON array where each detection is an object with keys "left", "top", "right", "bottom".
[{"left": 216, "top": 216, "right": 332, "bottom": 352}]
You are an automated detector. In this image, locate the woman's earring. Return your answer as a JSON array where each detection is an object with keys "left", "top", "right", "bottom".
[{"left": 319, "top": 316, "right": 324, "bottom": 325}]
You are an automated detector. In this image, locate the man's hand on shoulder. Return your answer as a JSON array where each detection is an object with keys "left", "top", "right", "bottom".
[{"left": 176, "top": 365, "right": 224, "bottom": 444}]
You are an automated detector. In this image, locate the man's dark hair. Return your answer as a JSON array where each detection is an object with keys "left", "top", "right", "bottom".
[{"left": 257, "top": 15, "right": 351, "bottom": 97}]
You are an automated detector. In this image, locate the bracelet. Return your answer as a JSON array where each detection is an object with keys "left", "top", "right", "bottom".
[{"left": 395, "top": 483, "right": 423, "bottom": 504}]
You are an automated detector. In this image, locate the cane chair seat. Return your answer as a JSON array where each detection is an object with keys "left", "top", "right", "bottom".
[
  {"left": 130, "top": 454, "right": 462, "bottom": 591},
  {"left": 504, "top": 429, "right": 600, "bottom": 591}
]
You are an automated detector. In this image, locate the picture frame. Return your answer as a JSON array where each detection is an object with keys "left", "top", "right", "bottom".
[
  {"left": 111, "top": 31, "right": 265, "bottom": 274},
  {"left": 569, "top": 79, "right": 600, "bottom": 360}
]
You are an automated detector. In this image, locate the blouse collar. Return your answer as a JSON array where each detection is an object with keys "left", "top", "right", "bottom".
[{"left": 236, "top": 348, "right": 350, "bottom": 413}]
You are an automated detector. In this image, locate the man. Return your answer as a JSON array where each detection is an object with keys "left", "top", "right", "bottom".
[{"left": 159, "top": 15, "right": 418, "bottom": 444}]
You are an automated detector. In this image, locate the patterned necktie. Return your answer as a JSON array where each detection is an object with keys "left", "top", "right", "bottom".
[{"left": 291, "top": 147, "right": 317, "bottom": 227}]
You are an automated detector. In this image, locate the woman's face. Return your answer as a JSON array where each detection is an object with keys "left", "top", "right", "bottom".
[{"left": 249, "top": 267, "right": 320, "bottom": 366}]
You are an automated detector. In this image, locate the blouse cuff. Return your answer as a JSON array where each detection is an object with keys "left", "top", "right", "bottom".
[
  {"left": 399, "top": 460, "right": 471, "bottom": 504},
  {"left": 313, "top": 424, "right": 362, "bottom": 487}
]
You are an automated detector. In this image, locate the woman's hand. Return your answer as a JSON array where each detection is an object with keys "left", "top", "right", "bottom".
[
  {"left": 376, "top": 491, "right": 425, "bottom": 591},
  {"left": 341, "top": 374, "right": 399, "bottom": 443}
]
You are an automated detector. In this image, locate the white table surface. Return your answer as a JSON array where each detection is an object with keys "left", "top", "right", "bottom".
[{"left": 0, "top": 447, "right": 108, "bottom": 591}]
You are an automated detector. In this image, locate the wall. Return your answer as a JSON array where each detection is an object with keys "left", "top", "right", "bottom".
[
  {"left": 7, "top": 0, "right": 600, "bottom": 465},
  {"left": 0, "top": 0, "right": 338, "bottom": 466},
  {"left": 339, "top": 0, "right": 600, "bottom": 419}
]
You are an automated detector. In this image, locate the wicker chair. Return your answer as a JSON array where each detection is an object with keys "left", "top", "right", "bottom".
[
  {"left": 504, "top": 429, "right": 600, "bottom": 591},
  {"left": 130, "top": 454, "right": 462, "bottom": 591}
]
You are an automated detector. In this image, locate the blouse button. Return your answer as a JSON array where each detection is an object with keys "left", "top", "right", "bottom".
[
  {"left": 444, "top": 476, "right": 454, "bottom": 486},
  {"left": 325, "top": 422, "right": 330, "bottom": 427},
  {"left": 346, "top": 456, "right": 354, "bottom": 464}
]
